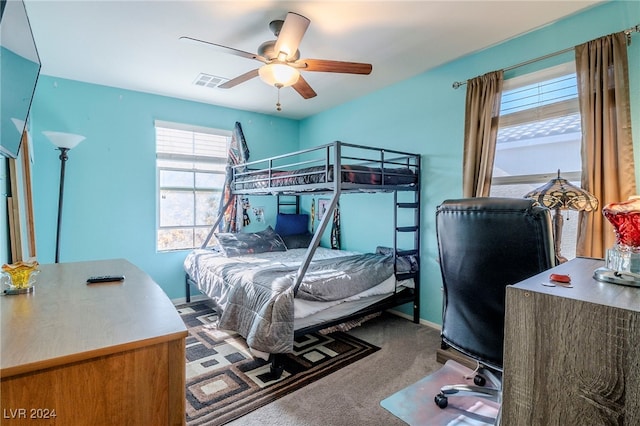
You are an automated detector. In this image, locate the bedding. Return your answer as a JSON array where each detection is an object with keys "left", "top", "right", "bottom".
[
  {"left": 184, "top": 247, "right": 399, "bottom": 354},
  {"left": 234, "top": 164, "right": 417, "bottom": 190},
  {"left": 281, "top": 232, "right": 313, "bottom": 249},
  {"left": 376, "top": 246, "right": 419, "bottom": 274},
  {"left": 215, "top": 226, "right": 286, "bottom": 256}
]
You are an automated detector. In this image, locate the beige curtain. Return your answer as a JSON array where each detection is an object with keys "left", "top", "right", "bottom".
[
  {"left": 575, "top": 32, "right": 637, "bottom": 258},
  {"left": 462, "top": 70, "right": 504, "bottom": 197}
]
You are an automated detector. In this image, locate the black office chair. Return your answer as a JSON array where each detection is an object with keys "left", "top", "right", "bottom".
[{"left": 434, "top": 197, "right": 556, "bottom": 412}]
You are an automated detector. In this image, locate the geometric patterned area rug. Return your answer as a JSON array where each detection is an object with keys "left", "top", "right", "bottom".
[{"left": 177, "top": 301, "right": 380, "bottom": 426}]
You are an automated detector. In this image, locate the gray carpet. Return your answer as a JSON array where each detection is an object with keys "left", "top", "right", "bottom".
[{"left": 227, "top": 312, "right": 442, "bottom": 426}]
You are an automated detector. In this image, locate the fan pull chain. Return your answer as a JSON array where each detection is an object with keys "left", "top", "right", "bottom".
[{"left": 275, "top": 83, "right": 283, "bottom": 112}]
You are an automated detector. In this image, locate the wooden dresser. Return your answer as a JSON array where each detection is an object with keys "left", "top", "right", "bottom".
[
  {"left": 502, "top": 257, "right": 640, "bottom": 425},
  {"left": 0, "top": 259, "right": 188, "bottom": 425}
]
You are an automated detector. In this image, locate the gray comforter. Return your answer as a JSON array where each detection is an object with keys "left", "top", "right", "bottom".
[{"left": 211, "top": 252, "right": 394, "bottom": 354}]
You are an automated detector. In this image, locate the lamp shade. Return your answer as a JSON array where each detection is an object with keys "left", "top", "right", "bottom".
[
  {"left": 258, "top": 63, "right": 300, "bottom": 87},
  {"left": 42, "top": 131, "right": 86, "bottom": 150},
  {"left": 524, "top": 170, "right": 598, "bottom": 212}
]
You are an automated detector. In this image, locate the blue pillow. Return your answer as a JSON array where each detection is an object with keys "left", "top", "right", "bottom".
[{"left": 275, "top": 213, "right": 309, "bottom": 236}]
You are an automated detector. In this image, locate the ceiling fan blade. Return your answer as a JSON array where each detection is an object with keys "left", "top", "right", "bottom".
[
  {"left": 292, "top": 75, "right": 317, "bottom": 99},
  {"left": 218, "top": 69, "right": 260, "bottom": 89},
  {"left": 273, "top": 12, "right": 310, "bottom": 61},
  {"left": 297, "top": 59, "right": 372, "bottom": 75},
  {"left": 180, "top": 36, "right": 267, "bottom": 63}
]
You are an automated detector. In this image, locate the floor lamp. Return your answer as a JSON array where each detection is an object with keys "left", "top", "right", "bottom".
[
  {"left": 524, "top": 170, "right": 598, "bottom": 263},
  {"left": 42, "top": 131, "right": 85, "bottom": 263}
]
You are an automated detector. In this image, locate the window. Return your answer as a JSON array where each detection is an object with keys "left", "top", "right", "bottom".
[
  {"left": 490, "top": 63, "right": 582, "bottom": 259},
  {"left": 155, "top": 121, "right": 231, "bottom": 251}
]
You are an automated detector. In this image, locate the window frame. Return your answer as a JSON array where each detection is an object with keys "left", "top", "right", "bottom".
[
  {"left": 155, "top": 120, "right": 231, "bottom": 252},
  {"left": 490, "top": 62, "right": 584, "bottom": 260},
  {"left": 491, "top": 62, "right": 581, "bottom": 188}
]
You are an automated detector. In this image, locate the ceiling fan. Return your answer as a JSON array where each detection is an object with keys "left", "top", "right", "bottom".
[{"left": 180, "top": 12, "right": 372, "bottom": 110}]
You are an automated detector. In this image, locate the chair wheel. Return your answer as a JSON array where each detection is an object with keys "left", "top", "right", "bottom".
[
  {"left": 474, "top": 375, "right": 486, "bottom": 386},
  {"left": 434, "top": 393, "right": 448, "bottom": 409}
]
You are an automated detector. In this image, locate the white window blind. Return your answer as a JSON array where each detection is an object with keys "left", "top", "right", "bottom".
[{"left": 499, "top": 63, "right": 579, "bottom": 128}]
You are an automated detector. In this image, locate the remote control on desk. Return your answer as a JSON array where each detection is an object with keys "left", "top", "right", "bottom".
[{"left": 87, "top": 275, "right": 125, "bottom": 284}]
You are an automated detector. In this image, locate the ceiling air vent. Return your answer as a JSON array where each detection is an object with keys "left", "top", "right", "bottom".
[{"left": 193, "top": 73, "right": 227, "bottom": 89}]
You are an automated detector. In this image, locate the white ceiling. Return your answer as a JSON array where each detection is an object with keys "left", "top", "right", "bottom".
[{"left": 24, "top": 0, "right": 602, "bottom": 120}]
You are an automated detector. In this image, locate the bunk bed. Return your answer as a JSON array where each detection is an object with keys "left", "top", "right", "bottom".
[{"left": 184, "top": 141, "right": 421, "bottom": 375}]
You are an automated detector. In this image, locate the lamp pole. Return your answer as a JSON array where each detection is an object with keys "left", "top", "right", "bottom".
[
  {"left": 552, "top": 208, "right": 567, "bottom": 264},
  {"left": 54, "top": 147, "right": 69, "bottom": 263},
  {"left": 43, "top": 131, "right": 85, "bottom": 264}
]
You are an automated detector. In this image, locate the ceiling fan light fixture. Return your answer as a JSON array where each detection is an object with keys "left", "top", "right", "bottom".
[{"left": 258, "top": 63, "right": 300, "bottom": 87}]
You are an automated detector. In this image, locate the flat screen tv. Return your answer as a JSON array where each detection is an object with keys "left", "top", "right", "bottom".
[{"left": 0, "top": 0, "right": 41, "bottom": 158}]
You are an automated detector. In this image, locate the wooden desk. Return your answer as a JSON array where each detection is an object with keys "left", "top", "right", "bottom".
[
  {"left": 502, "top": 257, "right": 640, "bottom": 425},
  {"left": 0, "top": 259, "right": 188, "bottom": 425}
]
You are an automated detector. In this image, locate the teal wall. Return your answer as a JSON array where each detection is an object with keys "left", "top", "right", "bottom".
[
  {"left": 6, "top": 0, "right": 639, "bottom": 324},
  {"left": 28, "top": 77, "right": 299, "bottom": 299},
  {"left": 298, "top": 0, "right": 640, "bottom": 324}
]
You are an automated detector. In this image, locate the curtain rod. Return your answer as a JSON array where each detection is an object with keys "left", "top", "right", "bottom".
[{"left": 452, "top": 24, "right": 640, "bottom": 89}]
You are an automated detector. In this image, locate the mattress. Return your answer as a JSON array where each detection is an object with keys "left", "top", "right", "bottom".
[{"left": 294, "top": 275, "right": 410, "bottom": 330}]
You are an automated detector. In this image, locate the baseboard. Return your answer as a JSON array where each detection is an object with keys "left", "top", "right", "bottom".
[{"left": 386, "top": 309, "right": 441, "bottom": 331}]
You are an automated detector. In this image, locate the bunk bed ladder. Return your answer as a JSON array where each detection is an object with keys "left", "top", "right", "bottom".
[
  {"left": 393, "top": 188, "right": 421, "bottom": 324},
  {"left": 277, "top": 195, "right": 300, "bottom": 214}
]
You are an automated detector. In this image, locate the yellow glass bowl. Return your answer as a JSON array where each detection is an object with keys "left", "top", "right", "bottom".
[{"left": 2, "top": 261, "right": 39, "bottom": 290}]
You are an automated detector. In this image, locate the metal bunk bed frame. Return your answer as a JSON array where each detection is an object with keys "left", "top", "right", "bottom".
[{"left": 184, "top": 141, "right": 421, "bottom": 372}]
